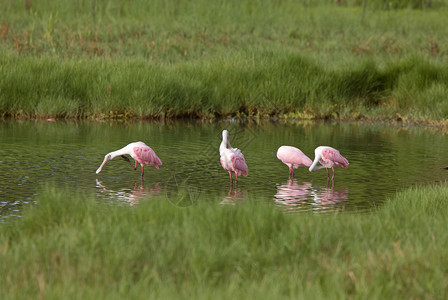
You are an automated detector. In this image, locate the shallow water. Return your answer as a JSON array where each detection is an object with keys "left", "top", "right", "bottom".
[{"left": 1, "top": 119, "right": 447, "bottom": 220}]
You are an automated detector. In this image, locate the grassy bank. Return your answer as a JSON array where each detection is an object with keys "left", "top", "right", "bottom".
[
  {"left": 0, "top": 185, "right": 447, "bottom": 298},
  {"left": 1, "top": 53, "right": 448, "bottom": 123},
  {"left": 1, "top": 0, "right": 448, "bottom": 123}
]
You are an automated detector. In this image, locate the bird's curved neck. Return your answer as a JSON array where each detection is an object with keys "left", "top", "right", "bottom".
[
  {"left": 309, "top": 155, "right": 323, "bottom": 172},
  {"left": 109, "top": 148, "right": 126, "bottom": 160},
  {"left": 220, "top": 135, "right": 231, "bottom": 153}
]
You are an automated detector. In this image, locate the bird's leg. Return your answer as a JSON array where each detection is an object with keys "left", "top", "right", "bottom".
[
  {"left": 331, "top": 167, "right": 335, "bottom": 181},
  {"left": 325, "top": 168, "right": 333, "bottom": 185},
  {"left": 229, "top": 172, "right": 233, "bottom": 184},
  {"left": 141, "top": 165, "right": 144, "bottom": 180},
  {"left": 289, "top": 167, "right": 294, "bottom": 178},
  {"left": 134, "top": 160, "right": 138, "bottom": 171},
  {"left": 325, "top": 178, "right": 335, "bottom": 189},
  {"left": 235, "top": 173, "right": 238, "bottom": 185}
]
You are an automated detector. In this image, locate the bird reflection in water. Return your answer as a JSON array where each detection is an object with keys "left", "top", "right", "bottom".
[
  {"left": 95, "top": 179, "right": 161, "bottom": 206},
  {"left": 274, "top": 179, "right": 313, "bottom": 210},
  {"left": 220, "top": 184, "right": 248, "bottom": 205},
  {"left": 274, "top": 178, "right": 348, "bottom": 212},
  {"left": 311, "top": 185, "right": 348, "bottom": 211}
]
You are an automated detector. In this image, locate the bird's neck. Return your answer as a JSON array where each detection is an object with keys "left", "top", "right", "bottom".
[
  {"left": 219, "top": 140, "right": 227, "bottom": 154},
  {"left": 309, "top": 156, "right": 322, "bottom": 172},
  {"left": 220, "top": 137, "right": 232, "bottom": 154},
  {"left": 109, "top": 149, "right": 126, "bottom": 160}
]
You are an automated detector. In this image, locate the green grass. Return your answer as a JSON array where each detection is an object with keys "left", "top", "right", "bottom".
[
  {"left": 1, "top": 52, "right": 448, "bottom": 122},
  {"left": 1, "top": 0, "right": 448, "bottom": 123},
  {"left": 1, "top": 0, "right": 447, "bottom": 60},
  {"left": 1, "top": 184, "right": 447, "bottom": 298}
]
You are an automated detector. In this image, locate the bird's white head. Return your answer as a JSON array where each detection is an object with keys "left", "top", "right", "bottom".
[{"left": 96, "top": 154, "right": 111, "bottom": 174}]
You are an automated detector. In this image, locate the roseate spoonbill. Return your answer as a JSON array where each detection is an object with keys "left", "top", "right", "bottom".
[
  {"left": 96, "top": 141, "right": 162, "bottom": 179},
  {"left": 309, "top": 146, "right": 349, "bottom": 180},
  {"left": 276, "top": 146, "right": 312, "bottom": 177},
  {"left": 219, "top": 130, "right": 248, "bottom": 184}
]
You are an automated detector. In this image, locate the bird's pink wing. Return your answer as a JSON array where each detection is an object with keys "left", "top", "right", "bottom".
[
  {"left": 322, "top": 149, "right": 349, "bottom": 168},
  {"left": 231, "top": 154, "right": 248, "bottom": 176},
  {"left": 288, "top": 149, "right": 312, "bottom": 167},
  {"left": 134, "top": 146, "right": 163, "bottom": 168}
]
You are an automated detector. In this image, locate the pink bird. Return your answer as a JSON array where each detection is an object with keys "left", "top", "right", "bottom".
[
  {"left": 309, "top": 146, "right": 349, "bottom": 180},
  {"left": 96, "top": 141, "right": 162, "bottom": 179},
  {"left": 276, "top": 146, "right": 312, "bottom": 178},
  {"left": 219, "top": 130, "right": 248, "bottom": 184}
]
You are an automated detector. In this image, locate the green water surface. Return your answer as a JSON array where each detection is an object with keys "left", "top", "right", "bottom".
[{"left": 1, "top": 119, "right": 446, "bottom": 220}]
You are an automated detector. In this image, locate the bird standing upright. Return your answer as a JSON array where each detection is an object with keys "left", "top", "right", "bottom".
[
  {"left": 309, "top": 146, "right": 349, "bottom": 181},
  {"left": 96, "top": 141, "right": 162, "bottom": 179},
  {"left": 219, "top": 130, "right": 248, "bottom": 184},
  {"left": 277, "top": 146, "right": 312, "bottom": 178}
]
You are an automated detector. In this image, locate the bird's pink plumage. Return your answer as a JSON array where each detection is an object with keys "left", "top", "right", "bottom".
[
  {"left": 321, "top": 148, "right": 349, "bottom": 168},
  {"left": 133, "top": 146, "right": 163, "bottom": 168},
  {"left": 277, "top": 146, "right": 312, "bottom": 168},
  {"left": 231, "top": 155, "right": 248, "bottom": 176}
]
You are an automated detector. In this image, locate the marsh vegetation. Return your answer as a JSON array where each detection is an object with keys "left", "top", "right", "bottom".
[
  {"left": 1, "top": 0, "right": 448, "bottom": 123},
  {"left": 1, "top": 185, "right": 447, "bottom": 299}
]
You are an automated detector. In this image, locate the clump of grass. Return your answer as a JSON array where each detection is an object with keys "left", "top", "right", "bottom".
[
  {"left": 1, "top": 184, "right": 447, "bottom": 298},
  {"left": 1, "top": 52, "right": 447, "bottom": 122}
]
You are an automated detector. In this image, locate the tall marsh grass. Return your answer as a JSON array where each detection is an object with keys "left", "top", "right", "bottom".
[
  {"left": 1, "top": 52, "right": 448, "bottom": 121},
  {"left": 0, "top": 184, "right": 447, "bottom": 298}
]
